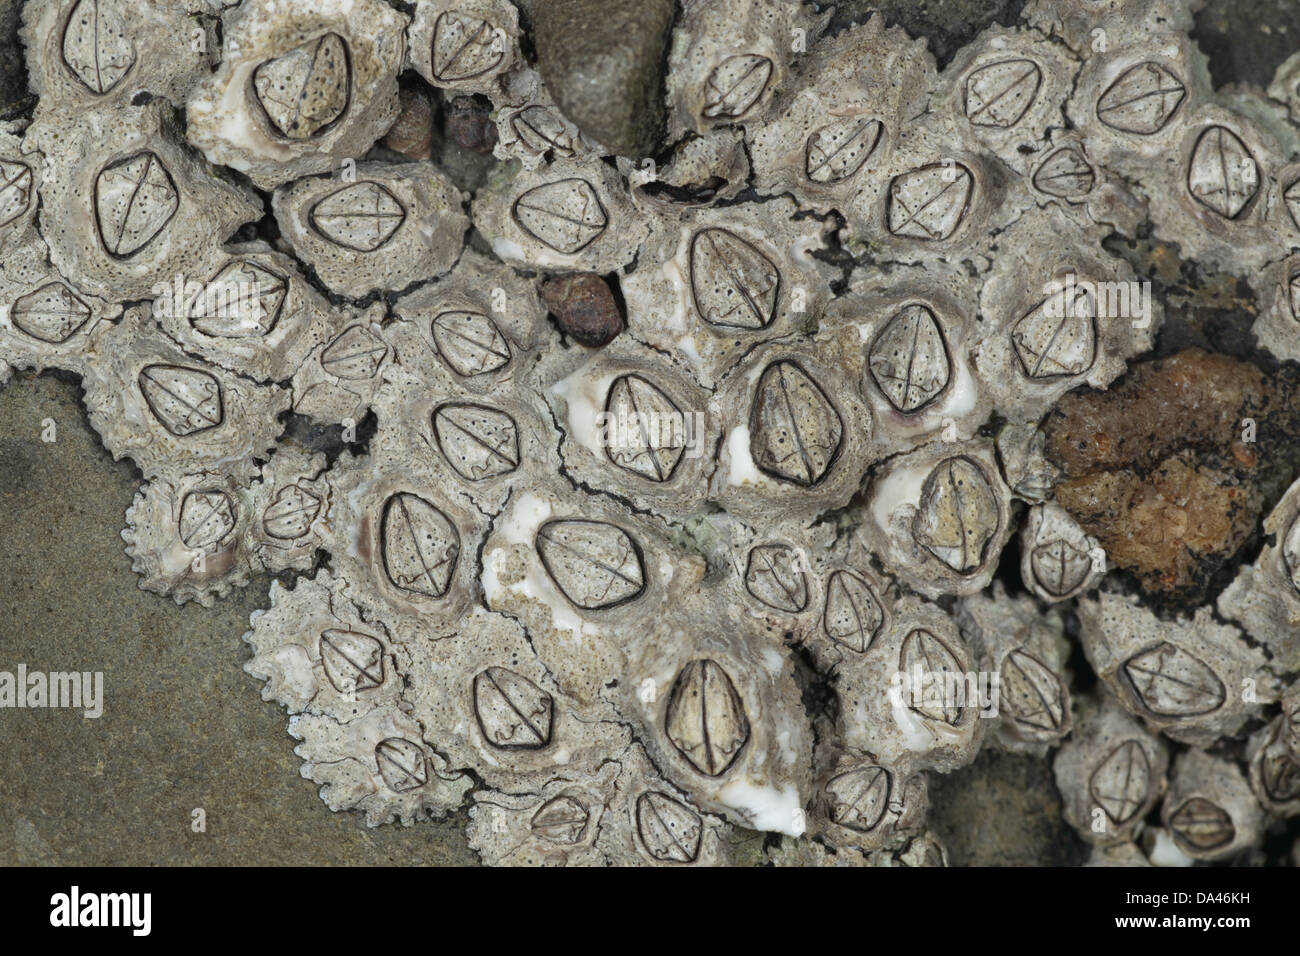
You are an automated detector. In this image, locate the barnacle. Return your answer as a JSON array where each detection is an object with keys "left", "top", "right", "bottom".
[{"left": 5, "top": 0, "right": 1299, "bottom": 869}]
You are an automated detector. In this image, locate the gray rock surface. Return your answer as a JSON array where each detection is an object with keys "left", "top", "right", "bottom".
[{"left": 520, "top": 0, "right": 674, "bottom": 157}]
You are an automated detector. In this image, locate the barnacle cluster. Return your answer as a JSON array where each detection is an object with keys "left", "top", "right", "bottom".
[{"left": 3, "top": 0, "right": 1299, "bottom": 865}]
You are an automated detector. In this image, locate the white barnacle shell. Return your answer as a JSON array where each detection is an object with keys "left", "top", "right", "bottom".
[
  {"left": 185, "top": 0, "right": 407, "bottom": 189},
  {"left": 246, "top": 441, "right": 330, "bottom": 574},
  {"left": 80, "top": 306, "right": 289, "bottom": 484},
  {"left": 290, "top": 705, "right": 472, "bottom": 827},
  {"left": 288, "top": 303, "right": 391, "bottom": 425},
  {"left": 272, "top": 162, "right": 467, "bottom": 298},
  {"left": 28, "top": 102, "right": 263, "bottom": 303},
  {"left": 1078, "top": 589, "right": 1275, "bottom": 747},
  {"left": 1054, "top": 692, "right": 1169, "bottom": 846}
]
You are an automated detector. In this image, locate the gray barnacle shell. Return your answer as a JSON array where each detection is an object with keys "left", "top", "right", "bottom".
[
  {"left": 28, "top": 101, "right": 263, "bottom": 302},
  {"left": 709, "top": 339, "right": 877, "bottom": 525},
  {"left": 0, "top": 126, "right": 41, "bottom": 256},
  {"left": 856, "top": 438, "right": 1014, "bottom": 599},
  {"left": 718, "top": 514, "right": 839, "bottom": 635},
  {"left": 272, "top": 162, "right": 467, "bottom": 299},
  {"left": 665, "top": 0, "right": 828, "bottom": 140},
  {"left": 480, "top": 477, "right": 699, "bottom": 713},
  {"left": 1024, "top": 0, "right": 1196, "bottom": 58},
  {"left": 1250, "top": 250, "right": 1300, "bottom": 366},
  {"left": 185, "top": 0, "right": 407, "bottom": 190},
  {"left": 288, "top": 304, "right": 391, "bottom": 425},
  {"left": 1160, "top": 749, "right": 1264, "bottom": 861},
  {"left": 468, "top": 761, "right": 621, "bottom": 866},
  {"left": 319, "top": 438, "right": 488, "bottom": 644},
  {"left": 1078, "top": 589, "right": 1274, "bottom": 747},
  {"left": 1218, "top": 475, "right": 1300, "bottom": 672},
  {"left": 994, "top": 421, "right": 1060, "bottom": 503},
  {"left": 151, "top": 241, "right": 355, "bottom": 383},
  {"left": 746, "top": 15, "right": 935, "bottom": 215},
  {"left": 974, "top": 205, "right": 1160, "bottom": 423},
  {"left": 619, "top": 196, "right": 834, "bottom": 389},
  {"left": 1024, "top": 131, "right": 1148, "bottom": 235},
  {"left": 245, "top": 441, "right": 331, "bottom": 574},
  {"left": 819, "top": 265, "right": 990, "bottom": 457},
  {"left": 0, "top": 242, "right": 122, "bottom": 377},
  {"left": 1054, "top": 692, "right": 1169, "bottom": 846},
  {"left": 544, "top": 337, "right": 720, "bottom": 520},
  {"left": 1020, "top": 502, "right": 1105, "bottom": 603},
  {"left": 1140, "top": 104, "right": 1290, "bottom": 272},
  {"left": 1246, "top": 700, "right": 1300, "bottom": 816},
  {"left": 626, "top": 127, "right": 751, "bottom": 210},
  {"left": 936, "top": 25, "right": 1081, "bottom": 175},
  {"left": 401, "top": 606, "right": 631, "bottom": 794},
  {"left": 243, "top": 569, "right": 406, "bottom": 721},
  {"left": 810, "top": 750, "right": 929, "bottom": 853},
  {"left": 80, "top": 306, "right": 289, "bottom": 484},
  {"left": 493, "top": 86, "right": 599, "bottom": 171},
  {"left": 613, "top": 596, "right": 814, "bottom": 834},
  {"left": 956, "top": 585, "right": 1073, "bottom": 754},
  {"left": 289, "top": 704, "right": 472, "bottom": 827},
  {"left": 472, "top": 156, "right": 647, "bottom": 273},
  {"left": 22, "top": 0, "right": 214, "bottom": 117},
  {"left": 406, "top": 0, "right": 522, "bottom": 98},
  {"left": 121, "top": 470, "right": 254, "bottom": 608}
]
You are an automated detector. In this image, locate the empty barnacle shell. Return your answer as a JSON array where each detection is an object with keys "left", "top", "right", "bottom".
[
  {"left": 185, "top": 0, "right": 407, "bottom": 190},
  {"left": 1218, "top": 475, "right": 1300, "bottom": 673},
  {"left": 1246, "top": 706, "right": 1300, "bottom": 816},
  {"left": 243, "top": 569, "right": 406, "bottom": 721},
  {"left": 619, "top": 196, "right": 833, "bottom": 389},
  {"left": 493, "top": 86, "right": 596, "bottom": 171},
  {"left": 956, "top": 585, "right": 1073, "bottom": 754},
  {"left": 1160, "top": 750, "right": 1263, "bottom": 861},
  {"left": 121, "top": 471, "right": 254, "bottom": 607},
  {"left": 288, "top": 304, "right": 391, "bottom": 425},
  {"left": 709, "top": 339, "right": 877, "bottom": 525},
  {"left": 290, "top": 705, "right": 472, "bottom": 827},
  {"left": 974, "top": 206, "right": 1160, "bottom": 423},
  {"left": 1078, "top": 589, "right": 1274, "bottom": 747},
  {"left": 856, "top": 438, "right": 1013, "bottom": 599},
  {"left": 21, "top": 0, "right": 215, "bottom": 115},
  {"left": 627, "top": 128, "right": 751, "bottom": 209},
  {"left": 407, "top": 0, "right": 521, "bottom": 98},
  {"left": 665, "top": 0, "right": 827, "bottom": 139},
  {"left": 1021, "top": 502, "right": 1105, "bottom": 602},
  {"left": 80, "top": 306, "right": 289, "bottom": 483},
  {"left": 28, "top": 102, "right": 263, "bottom": 303},
  {"left": 544, "top": 337, "right": 719, "bottom": 520},
  {"left": 472, "top": 156, "right": 647, "bottom": 273},
  {"left": 272, "top": 162, "right": 467, "bottom": 298},
  {"left": 1054, "top": 692, "right": 1169, "bottom": 846}
]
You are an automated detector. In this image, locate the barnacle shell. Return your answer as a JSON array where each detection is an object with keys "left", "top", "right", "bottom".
[
  {"left": 185, "top": 0, "right": 407, "bottom": 189},
  {"left": 1054, "top": 692, "right": 1169, "bottom": 846},
  {"left": 1078, "top": 590, "right": 1273, "bottom": 747},
  {"left": 407, "top": 0, "right": 522, "bottom": 99},
  {"left": 81, "top": 306, "right": 289, "bottom": 483},
  {"left": 1160, "top": 749, "right": 1263, "bottom": 861},
  {"left": 29, "top": 102, "right": 263, "bottom": 302},
  {"left": 1020, "top": 502, "right": 1104, "bottom": 602},
  {"left": 272, "top": 162, "right": 467, "bottom": 298}
]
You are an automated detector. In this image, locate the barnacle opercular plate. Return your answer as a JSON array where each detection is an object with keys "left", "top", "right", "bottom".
[
  {"left": 1161, "top": 750, "right": 1262, "bottom": 861},
  {"left": 407, "top": 0, "right": 522, "bottom": 98}
]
